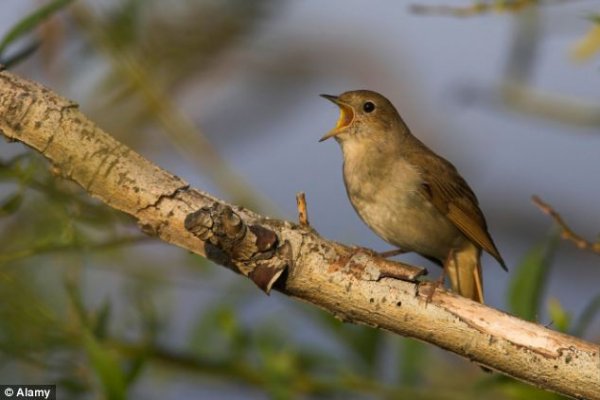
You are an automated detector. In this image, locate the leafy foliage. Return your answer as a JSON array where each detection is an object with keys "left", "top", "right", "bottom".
[{"left": 508, "top": 235, "right": 558, "bottom": 321}]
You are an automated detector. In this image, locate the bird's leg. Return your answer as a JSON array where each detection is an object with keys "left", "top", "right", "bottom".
[
  {"left": 440, "top": 249, "right": 456, "bottom": 287},
  {"left": 426, "top": 249, "right": 455, "bottom": 303}
]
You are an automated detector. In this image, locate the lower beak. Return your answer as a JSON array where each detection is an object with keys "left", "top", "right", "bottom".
[{"left": 319, "top": 94, "right": 354, "bottom": 142}]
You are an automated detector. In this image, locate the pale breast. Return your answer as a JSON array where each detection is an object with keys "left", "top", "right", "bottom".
[{"left": 343, "top": 155, "right": 465, "bottom": 261}]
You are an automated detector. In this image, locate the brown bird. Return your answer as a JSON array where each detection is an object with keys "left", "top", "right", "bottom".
[{"left": 320, "top": 90, "right": 506, "bottom": 303}]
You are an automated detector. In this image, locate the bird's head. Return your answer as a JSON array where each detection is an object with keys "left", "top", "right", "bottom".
[{"left": 319, "top": 90, "right": 403, "bottom": 144}]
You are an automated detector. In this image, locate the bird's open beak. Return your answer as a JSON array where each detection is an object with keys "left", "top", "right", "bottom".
[{"left": 319, "top": 94, "right": 355, "bottom": 142}]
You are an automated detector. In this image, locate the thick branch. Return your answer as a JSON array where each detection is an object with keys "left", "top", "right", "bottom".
[{"left": 0, "top": 71, "right": 598, "bottom": 400}]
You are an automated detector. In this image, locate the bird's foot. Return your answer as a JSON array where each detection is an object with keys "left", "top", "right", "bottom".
[
  {"left": 425, "top": 251, "right": 452, "bottom": 303},
  {"left": 425, "top": 270, "right": 446, "bottom": 303},
  {"left": 349, "top": 245, "right": 379, "bottom": 259},
  {"left": 378, "top": 248, "right": 407, "bottom": 258}
]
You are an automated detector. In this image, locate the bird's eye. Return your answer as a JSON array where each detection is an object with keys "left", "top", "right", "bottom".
[{"left": 363, "top": 101, "right": 375, "bottom": 113}]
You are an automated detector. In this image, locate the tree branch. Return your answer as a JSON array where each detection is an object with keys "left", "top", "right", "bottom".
[
  {"left": 0, "top": 70, "right": 598, "bottom": 400},
  {"left": 532, "top": 195, "right": 600, "bottom": 256}
]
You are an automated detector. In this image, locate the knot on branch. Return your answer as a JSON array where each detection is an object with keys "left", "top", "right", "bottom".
[{"left": 184, "top": 203, "right": 291, "bottom": 294}]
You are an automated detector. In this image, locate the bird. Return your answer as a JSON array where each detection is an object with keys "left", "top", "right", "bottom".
[{"left": 319, "top": 90, "right": 506, "bottom": 303}]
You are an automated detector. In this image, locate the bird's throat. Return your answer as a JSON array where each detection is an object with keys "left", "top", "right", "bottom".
[{"left": 334, "top": 103, "right": 354, "bottom": 131}]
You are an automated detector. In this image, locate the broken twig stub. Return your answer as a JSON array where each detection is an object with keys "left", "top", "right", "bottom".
[{"left": 296, "top": 192, "right": 310, "bottom": 227}]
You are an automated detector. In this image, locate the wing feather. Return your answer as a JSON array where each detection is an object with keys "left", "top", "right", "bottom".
[{"left": 408, "top": 151, "right": 507, "bottom": 270}]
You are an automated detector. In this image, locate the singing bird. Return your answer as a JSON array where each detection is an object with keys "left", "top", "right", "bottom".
[{"left": 320, "top": 90, "right": 506, "bottom": 303}]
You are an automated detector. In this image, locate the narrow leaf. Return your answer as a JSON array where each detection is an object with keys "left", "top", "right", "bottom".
[
  {"left": 82, "top": 329, "right": 127, "bottom": 400},
  {"left": 572, "top": 293, "right": 600, "bottom": 337},
  {"left": 124, "top": 352, "right": 148, "bottom": 386},
  {"left": 0, "top": 193, "right": 23, "bottom": 217},
  {"left": 0, "top": 40, "right": 40, "bottom": 69},
  {"left": 316, "top": 313, "right": 383, "bottom": 373},
  {"left": 190, "top": 305, "right": 246, "bottom": 361},
  {"left": 508, "top": 235, "right": 558, "bottom": 321},
  {"left": 547, "top": 298, "right": 571, "bottom": 333},
  {"left": 0, "top": 0, "right": 76, "bottom": 55},
  {"left": 571, "top": 22, "right": 600, "bottom": 61},
  {"left": 66, "top": 280, "right": 127, "bottom": 399},
  {"left": 398, "top": 338, "right": 426, "bottom": 387},
  {"left": 93, "top": 299, "right": 112, "bottom": 340},
  {"left": 64, "top": 277, "right": 89, "bottom": 329}
]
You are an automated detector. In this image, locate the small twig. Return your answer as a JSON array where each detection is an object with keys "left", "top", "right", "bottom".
[
  {"left": 532, "top": 195, "right": 600, "bottom": 255},
  {"left": 409, "top": 0, "right": 567, "bottom": 17},
  {"left": 296, "top": 192, "right": 310, "bottom": 227},
  {"left": 410, "top": 1, "right": 528, "bottom": 17}
]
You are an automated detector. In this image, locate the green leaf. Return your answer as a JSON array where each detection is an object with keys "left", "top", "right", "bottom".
[
  {"left": 253, "top": 329, "right": 299, "bottom": 400},
  {"left": 64, "top": 277, "right": 90, "bottom": 328},
  {"left": 93, "top": 299, "right": 112, "bottom": 340},
  {"left": 190, "top": 305, "right": 247, "bottom": 361},
  {"left": 586, "top": 14, "right": 600, "bottom": 24},
  {"left": 547, "top": 298, "right": 571, "bottom": 333},
  {"left": 82, "top": 329, "right": 127, "bottom": 400},
  {"left": 344, "top": 325, "right": 382, "bottom": 372},
  {"left": 66, "top": 279, "right": 127, "bottom": 399},
  {"left": 476, "top": 375, "right": 563, "bottom": 400},
  {"left": 0, "top": 40, "right": 40, "bottom": 69},
  {"left": 0, "top": 161, "right": 17, "bottom": 181},
  {"left": 508, "top": 235, "right": 558, "bottom": 321},
  {"left": 501, "top": 382, "right": 565, "bottom": 400},
  {"left": 572, "top": 293, "right": 600, "bottom": 337},
  {"left": 56, "top": 376, "right": 88, "bottom": 397},
  {"left": 0, "top": 0, "right": 76, "bottom": 56},
  {"left": 103, "top": 0, "right": 143, "bottom": 50},
  {"left": 398, "top": 338, "right": 427, "bottom": 387},
  {"left": 316, "top": 313, "right": 383, "bottom": 373},
  {"left": 0, "top": 192, "right": 23, "bottom": 217},
  {"left": 124, "top": 352, "right": 148, "bottom": 386},
  {"left": 0, "top": 153, "right": 38, "bottom": 183}
]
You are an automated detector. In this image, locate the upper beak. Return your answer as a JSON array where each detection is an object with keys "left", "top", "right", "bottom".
[
  {"left": 320, "top": 94, "right": 339, "bottom": 103},
  {"left": 319, "top": 94, "right": 354, "bottom": 142}
]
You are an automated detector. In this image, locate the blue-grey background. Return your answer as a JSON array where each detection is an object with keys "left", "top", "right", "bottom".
[{"left": 1, "top": 1, "right": 599, "bottom": 399}]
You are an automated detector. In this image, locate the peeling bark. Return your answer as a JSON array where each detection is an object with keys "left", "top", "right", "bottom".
[
  {"left": 184, "top": 203, "right": 290, "bottom": 293},
  {"left": 0, "top": 70, "right": 598, "bottom": 400}
]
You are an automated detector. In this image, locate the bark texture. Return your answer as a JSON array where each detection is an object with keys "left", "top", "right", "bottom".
[{"left": 0, "top": 70, "right": 598, "bottom": 400}]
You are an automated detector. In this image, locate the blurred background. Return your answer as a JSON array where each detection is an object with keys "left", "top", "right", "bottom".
[{"left": 1, "top": 0, "right": 599, "bottom": 399}]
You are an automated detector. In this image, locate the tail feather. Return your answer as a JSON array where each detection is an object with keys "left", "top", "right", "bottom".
[
  {"left": 472, "top": 260, "right": 484, "bottom": 303},
  {"left": 446, "top": 243, "right": 484, "bottom": 303}
]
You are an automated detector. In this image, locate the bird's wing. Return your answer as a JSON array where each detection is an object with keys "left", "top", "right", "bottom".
[{"left": 408, "top": 151, "right": 507, "bottom": 270}]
